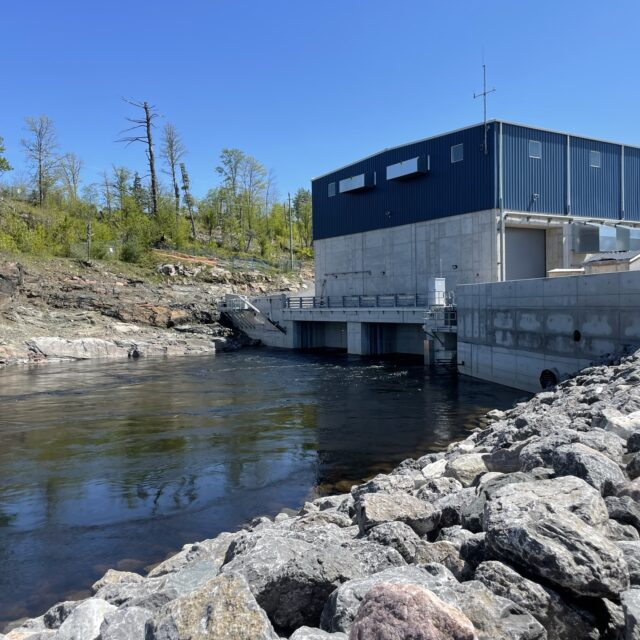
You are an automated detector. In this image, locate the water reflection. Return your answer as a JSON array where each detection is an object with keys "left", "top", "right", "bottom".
[{"left": 0, "top": 350, "right": 525, "bottom": 627}]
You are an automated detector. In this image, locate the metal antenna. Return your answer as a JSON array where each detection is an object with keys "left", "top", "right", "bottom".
[{"left": 474, "top": 64, "right": 495, "bottom": 155}]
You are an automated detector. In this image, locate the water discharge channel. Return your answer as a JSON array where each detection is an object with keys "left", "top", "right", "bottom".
[{"left": 0, "top": 349, "right": 525, "bottom": 627}]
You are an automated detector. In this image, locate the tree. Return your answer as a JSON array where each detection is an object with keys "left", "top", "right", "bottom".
[
  {"left": 131, "top": 172, "right": 147, "bottom": 212},
  {"left": 112, "top": 165, "right": 131, "bottom": 212},
  {"left": 293, "top": 187, "right": 312, "bottom": 248},
  {"left": 0, "top": 136, "right": 12, "bottom": 175},
  {"left": 100, "top": 171, "right": 113, "bottom": 218},
  {"left": 161, "top": 123, "right": 186, "bottom": 219},
  {"left": 118, "top": 98, "right": 159, "bottom": 217},
  {"left": 21, "top": 115, "right": 58, "bottom": 206},
  {"left": 179, "top": 162, "right": 197, "bottom": 240},
  {"left": 58, "top": 152, "right": 83, "bottom": 202}
]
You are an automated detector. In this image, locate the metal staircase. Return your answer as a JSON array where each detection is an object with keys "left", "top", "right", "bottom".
[{"left": 220, "top": 295, "right": 287, "bottom": 335}]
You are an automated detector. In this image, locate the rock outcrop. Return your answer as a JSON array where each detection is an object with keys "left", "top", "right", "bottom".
[{"left": 7, "top": 349, "right": 640, "bottom": 639}]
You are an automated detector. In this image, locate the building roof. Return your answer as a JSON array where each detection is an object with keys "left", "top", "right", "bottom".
[
  {"left": 312, "top": 119, "right": 640, "bottom": 181},
  {"left": 583, "top": 250, "right": 640, "bottom": 265}
]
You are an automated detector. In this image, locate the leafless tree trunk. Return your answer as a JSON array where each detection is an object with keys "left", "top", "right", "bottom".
[
  {"left": 179, "top": 162, "right": 197, "bottom": 239},
  {"left": 161, "top": 123, "right": 186, "bottom": 221},
  {"left": 21, "top": 115, "right": 58, "bottom": 206},
  {"left": 58, "top": 152, "right": 82, "bottom": 202},
  {"left": 118, "top": 99, "right": 159, "bottom": 217}
]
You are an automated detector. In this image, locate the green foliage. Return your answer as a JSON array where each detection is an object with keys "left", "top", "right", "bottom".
[{"left": 0, "top": 136, "right": 12, "bottom": 174}]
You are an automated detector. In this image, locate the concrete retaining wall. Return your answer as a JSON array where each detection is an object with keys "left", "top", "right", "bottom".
[{"left": 457, "top": 271, "right": 640, "bottom": 391}]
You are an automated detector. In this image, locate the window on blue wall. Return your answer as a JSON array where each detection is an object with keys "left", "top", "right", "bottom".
[
  {"left": 328, "top": 182, "right": 336, "bottom": 197},
  {"left": 590, "top": 150, "right": 602, "bottom": 168},
  {"left": 528, "top": 140, "right": 542, "bottom": 159},
  {"left": 451, "top": 144, "right": 463, "bottom": 163}
]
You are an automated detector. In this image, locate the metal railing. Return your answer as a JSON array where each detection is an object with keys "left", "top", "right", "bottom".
[
  {"left": 424, "top": 305, "right": 458, "bottom": 329},
  {"left": 285, "top": 294, "right": 435, "bottom": 309}
]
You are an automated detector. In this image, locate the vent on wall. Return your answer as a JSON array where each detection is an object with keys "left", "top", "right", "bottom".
[
  {"left": 386, "top": 156, "right": 430, "bottom": 181},
  {"left": 339, "top": 173, "right": 374, "bottom": 193}
]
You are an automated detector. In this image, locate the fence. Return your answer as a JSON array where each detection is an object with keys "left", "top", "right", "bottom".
[{"left": 285, "top": 294, "right": 435, "bottom": 309}]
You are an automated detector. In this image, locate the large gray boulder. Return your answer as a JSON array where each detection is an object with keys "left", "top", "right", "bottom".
[
  {"left": 354, "top": 490, "right": 439, "bottom": 535},
  {"left": 43, "top": 601, "right": 80, "bottom": 629},
  {"left": 56, "top": 598, "right": 117, "bottom": 640},
  {"left": 474, "top": 561, "right": 599, "bottom": 640},
  {"left": 444, "top": 453, "right": 489, "bottom": 487},
  {"left": 484, "top": 478, "right": 629, "bottom": 598},
  {"left": 348, "top": 583, "right": 476, "bottom": 640},
  {"left": 147, "top": 532, "right": 237, "bottom": 578},
  {"left": 146, "top": 574, "right": 278, "bottom": 640},
  {"left": 366, "top": 521, "right": 421, "bottom": 563},
  {"left": 606, "top": 495, "right": 640, "bottom": 531},
  {"left": 552, "top": 443, "right": 626, "bottom": 496},
  {"left": 91, "top": 568, "right": 144, "bottom": 593},
  {"left": 99, "top": 606, "right": 151, "bottom": 640},
  {"left": 221, "top": 526, "right": 403, "bottom": 632},
  {"left": 621, "top": 589, "right": 640, "bottom": 640},
  {"left": 617, "top": 541, "right": 640, "bottom": 585}
]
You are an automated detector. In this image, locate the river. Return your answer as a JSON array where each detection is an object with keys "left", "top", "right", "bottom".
[{"left": 0, "top": 349, "right": 525, "bottom": 627}]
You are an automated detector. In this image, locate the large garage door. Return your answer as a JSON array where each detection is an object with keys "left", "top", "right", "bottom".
[{"left": 505, "top": 228, "right": 546, "bottom": 280}]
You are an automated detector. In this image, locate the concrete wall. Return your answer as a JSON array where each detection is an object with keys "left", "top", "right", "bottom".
[
  {"left": 457, "top": 271, "right": 640, "bottom": 392},
  {"left": 314, "top": 209, "right": 499, "bottom": 297}
]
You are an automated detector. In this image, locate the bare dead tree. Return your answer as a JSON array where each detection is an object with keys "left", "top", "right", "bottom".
[
  {"left": 58, "top": 152, "right": 83, "bottom": 202},
  {"left": 161, "top": 123, "right": 186, "bottom": 220},
  {"left": 21, "top": 115, "right": 58, "bottom": 206},
  {"left": 179, "top": 162, "right": 197, "bottom": 239},
  {"left": 117, "top": 98, "right": 159, "bottom": 217}
]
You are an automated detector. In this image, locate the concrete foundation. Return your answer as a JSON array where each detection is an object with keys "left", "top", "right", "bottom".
[{"left": 457, "top": 271, "right": 640, "bottom": 392}]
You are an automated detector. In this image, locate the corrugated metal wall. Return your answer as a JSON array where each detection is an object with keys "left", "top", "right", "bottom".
[
  {"left": 312, "top": 124, "right": 495, "bottom": 240},
  {"left": 502, "top": 124, "right": 566, "bottom": 214},
  {"left": 312, "top": 121, "right": 640, "bottom": 240},
  {"left": 625, "top": 146, "right": 640, "bottom": 221},
  {"left": 570, "top": 136, "right": 621, "bottom": 219}
]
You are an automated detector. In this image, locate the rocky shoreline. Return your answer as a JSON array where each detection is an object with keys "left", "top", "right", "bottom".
[
  {"left": 0, "top": 257, "right": 312, "bottom": 368},
  {"left": 4, "top": 354, "right": 640, "bottom": 639}
]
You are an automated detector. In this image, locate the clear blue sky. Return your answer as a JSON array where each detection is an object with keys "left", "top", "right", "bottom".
[{"left": 2, "top": 0, "right": 640, "bottom": 200}]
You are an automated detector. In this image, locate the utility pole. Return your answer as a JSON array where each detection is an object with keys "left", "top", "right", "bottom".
[
  {"left": 474, "top": 64, "right": 496, "bottom": 155},
  {"left": 288, "top": 192, "right": 294, "bottom": 271}
]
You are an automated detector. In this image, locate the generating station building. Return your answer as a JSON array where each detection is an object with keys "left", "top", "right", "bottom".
[{"left": 224, "top": 120, "right": 640, "bottom": 391}]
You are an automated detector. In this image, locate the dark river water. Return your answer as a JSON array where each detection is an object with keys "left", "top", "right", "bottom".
[{"left": 0, "top": 349, "right": 525, "bottom": 627}]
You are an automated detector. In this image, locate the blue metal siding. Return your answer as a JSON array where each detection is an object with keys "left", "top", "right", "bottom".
[
  {"left": 625, "top": 146, "right": 640, "bottom": 221},
  {"left": 502, "top": 124, "right": 566, "bottom": 214},
  {"left": 312, "top": 124, "right": 495, "bottom": 240},
  {"left": 570, "top": 137, "right": 621, "bottom": 219}
]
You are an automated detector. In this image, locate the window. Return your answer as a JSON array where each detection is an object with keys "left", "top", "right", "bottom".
[
  {"left": 529, "top": 140, "right": 542, "bottom": 159},
  {"left": 328, "top": 182, "right": 336, "bottom": 197},
  {"left": 451, "top": 144, "right": 463, "bottom": 163},
  {"left": 590, "top": 150, "right": 601, "bottom": 168}
]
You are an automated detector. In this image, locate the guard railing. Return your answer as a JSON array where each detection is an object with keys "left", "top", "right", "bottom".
[{"left": 285, "top": 294, "right": 437, "bottom": 309}]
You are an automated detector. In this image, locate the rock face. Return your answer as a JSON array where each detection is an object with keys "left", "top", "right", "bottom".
[
  {"left": 348, "top": 583, "right": 477, "bottom": 640},
  {"left": 11, "top": 349, "right": 640, "bottom": 640},
  {"left": 147, "top": 574, "right": 278, "bottom": 640}
]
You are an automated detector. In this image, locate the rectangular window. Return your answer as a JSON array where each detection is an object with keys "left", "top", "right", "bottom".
[
  {"left": 328, "top": 182, "right": 336, "bottom": 197},
  {"left": 450, "top": 144, "right": 463, "bottom": 163},
  {"left": 590, "top": 150, "right": 602, "bottom": 168},
  {"left": 528, "top": 140, "right": 542, "bottom": 159}
]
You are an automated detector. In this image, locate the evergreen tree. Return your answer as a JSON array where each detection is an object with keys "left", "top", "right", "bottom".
[{"left": 0, "top": 136, "right": 12, "bottom": 174}]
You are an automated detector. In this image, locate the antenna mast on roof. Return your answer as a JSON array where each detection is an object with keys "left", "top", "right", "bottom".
[{"left": 474, "top": 63, "right": 495, "bottom": 155}]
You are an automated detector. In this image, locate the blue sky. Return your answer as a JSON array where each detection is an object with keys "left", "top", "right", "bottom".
[{"left": 2, "top": 0, "right": 640, "bottom": 200}]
